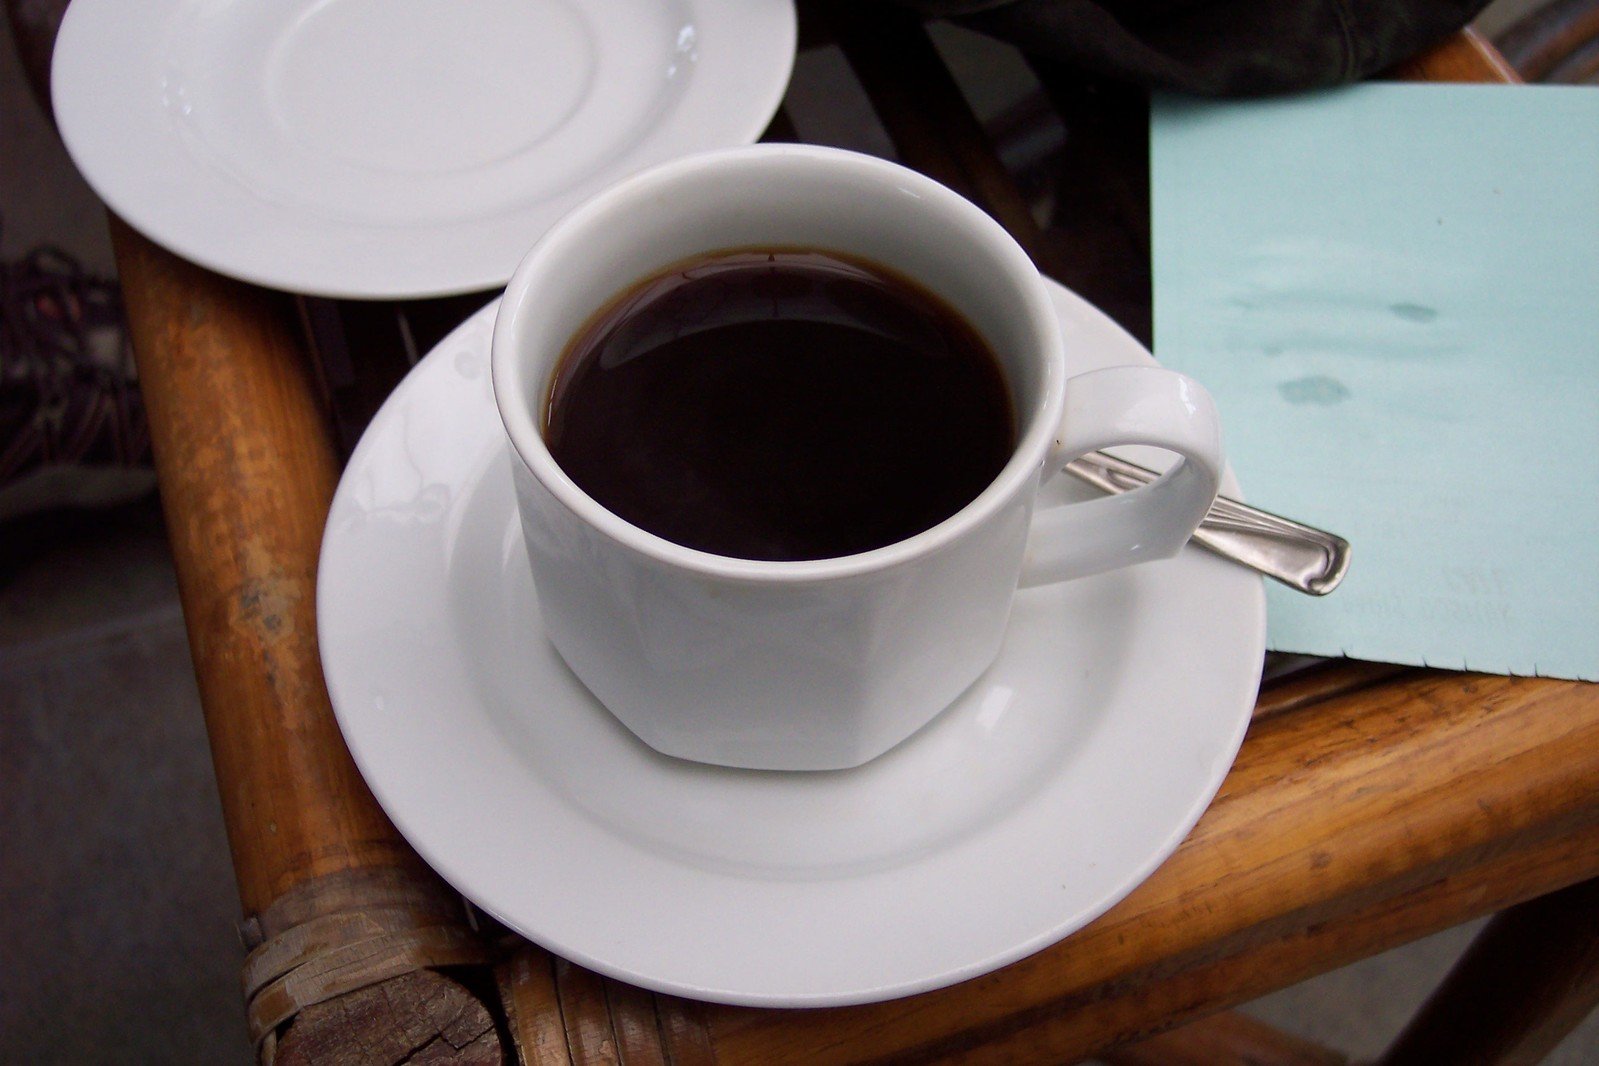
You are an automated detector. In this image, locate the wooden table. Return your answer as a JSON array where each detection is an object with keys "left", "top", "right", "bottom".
[{"left": 17, "top": 3, "right": 1599, "bottom": 1062}]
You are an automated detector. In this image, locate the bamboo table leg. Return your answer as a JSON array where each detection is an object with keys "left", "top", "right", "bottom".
[
  {"left": 110, "top": 220, "right": 501, "bottom": 1063},
  {"left": 1376, "top": 877, "right": 1599, "bottom": 1066},
  {"left": 7, "top": 3, "right": 503, "bottom": 1057}
]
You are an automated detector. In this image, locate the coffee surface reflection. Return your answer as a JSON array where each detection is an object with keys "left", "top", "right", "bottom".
[{"left": 545, "top": 248, "right": 1016, "bottom": 561}]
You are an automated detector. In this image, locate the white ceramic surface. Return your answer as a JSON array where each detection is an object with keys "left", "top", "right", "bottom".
[
  {"left": 317, "top": 281, "right": 1266, "bottom": 1007},
  {"left": 50, "top": 0, "right": 796, "bottom": 297},
  {"left": 492, "top": 145, "right": 1224, "bottom": 770}
]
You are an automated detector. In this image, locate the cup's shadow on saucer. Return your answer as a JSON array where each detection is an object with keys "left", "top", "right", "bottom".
[{"left": 448, "top": 444, "right": 1140, "bottom": 882}]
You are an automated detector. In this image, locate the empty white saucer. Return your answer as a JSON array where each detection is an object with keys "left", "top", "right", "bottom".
[
  {"left": 52, "top": 0, "right": 796, "bottom": 298},
  {"left": 316, "top": 279, "right": 1266, "bottom": 1006}
]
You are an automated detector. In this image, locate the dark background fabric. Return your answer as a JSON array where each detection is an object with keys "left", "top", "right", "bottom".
[{"left": 895, "top": 0, "right": 1492, "bottom": 93}]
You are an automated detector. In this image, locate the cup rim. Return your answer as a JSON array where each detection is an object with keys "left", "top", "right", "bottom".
[{"left": 492, "top": 143, "right": 1065, "bottom": 584}]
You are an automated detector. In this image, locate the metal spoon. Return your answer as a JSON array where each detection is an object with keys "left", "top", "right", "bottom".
[{"left": 1065, "top": 451, "right": 1351, "bottom": 595}]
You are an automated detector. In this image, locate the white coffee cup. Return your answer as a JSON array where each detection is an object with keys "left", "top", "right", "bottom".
[{"left": 492, "top": 144, "right": 1222, "bottom": 771}]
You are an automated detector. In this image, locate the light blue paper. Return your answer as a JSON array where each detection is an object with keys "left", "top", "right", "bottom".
[{"left": 1150, "top": 83, "right": 1599, "bottom": 681}]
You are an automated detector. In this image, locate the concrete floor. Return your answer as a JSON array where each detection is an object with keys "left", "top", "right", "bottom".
[
  {"left": 3, "top": 4, "right": 1594, "bottom": 1064},
  {"left": 1, "top": 504, "right": 249, "bottom": 1063}
]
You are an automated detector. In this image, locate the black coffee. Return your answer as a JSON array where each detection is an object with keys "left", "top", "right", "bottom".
[{"left": 544, "top": 248, "right": 1015, "bottom": 561}]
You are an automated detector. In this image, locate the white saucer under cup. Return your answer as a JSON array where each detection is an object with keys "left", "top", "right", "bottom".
[
  {"left": 317, "top": 281, "right": 1265, "bottom": 1007},
  {"left": 51, "top": 0, "right": 796, "bottom": 298}
]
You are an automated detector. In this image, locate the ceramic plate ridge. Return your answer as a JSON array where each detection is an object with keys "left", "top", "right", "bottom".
[{"left": 51, "top": 0, "right": 797, "bottom": 297}]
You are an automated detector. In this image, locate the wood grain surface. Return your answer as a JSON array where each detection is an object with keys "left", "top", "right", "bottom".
[
  {"left": 489, "top": 669, "right": 1599, "bottom": 1064},
  {"left": 690, "top": 672, "right": 1599, "bottom": 1064},
  {"left": 110, "top": 221, "right": 500, "bottom": 1061},
  {"left": 109, "top": 219, "right": 418, "bottom": 911}
]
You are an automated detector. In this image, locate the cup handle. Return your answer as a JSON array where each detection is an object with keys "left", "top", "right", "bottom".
[{"left": 1019, "top": 366, "right": 1224, "bottom": 588}]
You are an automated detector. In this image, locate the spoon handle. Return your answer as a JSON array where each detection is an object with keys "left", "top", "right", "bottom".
[{"left": 1064, "top": 451, "right": 1351, "bottom": 596}]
